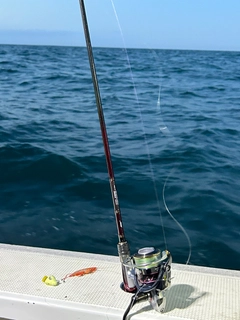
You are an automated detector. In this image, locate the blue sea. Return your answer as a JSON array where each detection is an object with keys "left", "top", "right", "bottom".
[{"left": 0, "top": 44, "right": 240, "bottom": 270}]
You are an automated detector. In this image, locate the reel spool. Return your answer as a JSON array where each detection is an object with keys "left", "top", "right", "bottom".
[{"left": 133, "top": 247, "right": 171, "bottom": 291}]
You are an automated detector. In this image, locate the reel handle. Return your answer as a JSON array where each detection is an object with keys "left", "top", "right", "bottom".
[{"left": 149, "top": 289, "right": 166, "bottom": 313}]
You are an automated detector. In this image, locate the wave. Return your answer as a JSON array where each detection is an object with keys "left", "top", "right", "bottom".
[{"left": 0, "top": 143, "right": 81, "bottom": 184}]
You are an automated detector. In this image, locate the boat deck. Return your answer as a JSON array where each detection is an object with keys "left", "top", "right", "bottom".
[{"left": 0, "top": 243, "right": 239, "bottom": 320}]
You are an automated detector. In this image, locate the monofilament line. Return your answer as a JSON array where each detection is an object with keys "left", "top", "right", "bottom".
[
  {"left": 153, "top": 50, "right": 192, "bottom": 265},
  {"left": 162, "top": 172, "right": 192, "bottom": 264},
  {"left": 110, "top": 0, "right": 167, "bottom": 249}
]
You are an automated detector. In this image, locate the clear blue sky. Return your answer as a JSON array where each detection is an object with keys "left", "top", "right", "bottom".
[{"left": 0, "top": 0, "right": 239, "bottom": 51}]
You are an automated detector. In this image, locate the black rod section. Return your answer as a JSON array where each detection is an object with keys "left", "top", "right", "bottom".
[{"left": 79, "top": 0, "right": 126, "bottom": 243}]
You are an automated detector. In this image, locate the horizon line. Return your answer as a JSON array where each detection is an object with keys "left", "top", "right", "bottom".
[{"left": 1, "top": 43, "right": 240, "bottom": 54}]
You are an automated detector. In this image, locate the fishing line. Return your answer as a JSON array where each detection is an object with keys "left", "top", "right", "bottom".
[
  {"left": 162, "top": 171, "right": 192, "bottom": 265},
  {"left": 156, "top": 70, "right": 171, "bottom": 135},
  {"left": 110, "top": 0, "right": 167, "bottom": 250},
  {"left": 111, "top": 0, "right": 192, "bottom": 264},
  {"left": 152, "top": 50, "right": 192, "bottom": 264}
]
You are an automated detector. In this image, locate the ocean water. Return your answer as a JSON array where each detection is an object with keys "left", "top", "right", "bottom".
[{"left": 0, "top": 44, "right": 240, "bottom": 270}]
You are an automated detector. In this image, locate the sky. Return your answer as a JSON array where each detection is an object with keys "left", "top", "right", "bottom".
[{"left": 0, "top": 0, "right": 239, "bottom": 51}]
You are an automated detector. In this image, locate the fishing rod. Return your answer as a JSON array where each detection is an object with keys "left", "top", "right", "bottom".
[
  {"left": 78, "top": 0, "right": 135, "bottom": 293},
  {"left": 79, "top": 0, "right": 172, "bottom": 317}
]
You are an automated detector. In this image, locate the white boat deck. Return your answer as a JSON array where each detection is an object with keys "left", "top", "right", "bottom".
[{"left": 0, "top": 243, "right": 239, "bottom": 320}]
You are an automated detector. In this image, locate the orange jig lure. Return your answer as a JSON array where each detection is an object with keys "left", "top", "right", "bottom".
[{"left": 61, "top": 267, "right": 97, "bottom": 282}]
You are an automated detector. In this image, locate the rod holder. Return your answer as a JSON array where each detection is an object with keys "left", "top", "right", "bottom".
[{"left": 117, "top": 242, "right": 136, "bottom": 292}]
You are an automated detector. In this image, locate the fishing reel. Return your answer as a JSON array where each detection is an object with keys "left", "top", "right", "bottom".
[{"left": 118, "top": 243, "right": 172, "bottom": 318}]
